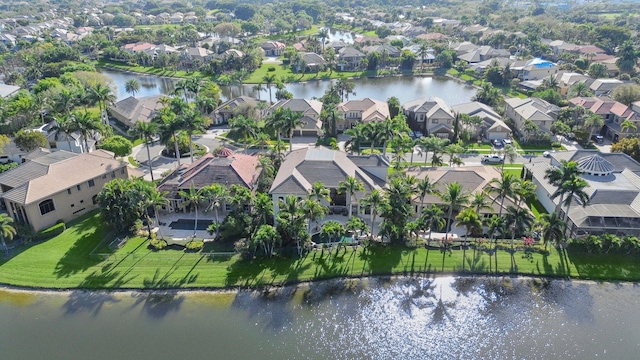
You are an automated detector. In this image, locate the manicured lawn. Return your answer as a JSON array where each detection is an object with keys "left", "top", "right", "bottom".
[
  {"left": 96, "top": 60, "right": 202, "bottom": 79},
  {"left": 2, "top": 212, "right": 640, "bottom": 289},
  {"left": 245, "top": 62, "right": 363, "bottom": 84},
  {"left": 528, "top": 198, "right": 548, "bottom": 218}
]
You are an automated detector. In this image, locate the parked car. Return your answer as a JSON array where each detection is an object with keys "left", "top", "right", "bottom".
[
  {"left": 492, "top": 139, "right": 503, "bottom": 147},
  {"left": 415, "top": 131, "right": 424, "bottom": 138},
  {"left": 408, "top": 130, "right": 416, "bottom": 139},
  {"left": 564, "top": 133, "right": 576, "bottom": 141},
  {"left": 591, "top": 135, "right": 604, "bottom": 144},
  {"left": 502, "top": 139, "right": 513, "bottom": 146},
  {"left": 481, "top": 154, "right": 504, "bottom": 164}
]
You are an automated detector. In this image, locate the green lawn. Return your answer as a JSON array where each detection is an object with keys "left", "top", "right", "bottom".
[
  {"left": 245, "top": 62, "right": 364, "bottom": 84},
  {"left": 96, "top": 60, "right": 202, "bottom": 79},
  {"left": 2, "top": 212, "right": 640, "bottom": 289}
]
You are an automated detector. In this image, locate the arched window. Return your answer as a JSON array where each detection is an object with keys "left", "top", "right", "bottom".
[{"left": 39, "top": 199, "right": 55, "bottom": 215}]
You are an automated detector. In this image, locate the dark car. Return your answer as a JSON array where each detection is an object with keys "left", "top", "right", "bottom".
[
  {"left": 591, "top": 135, "right": 604, "bottom": 144},
  {"left": 565, "top": 133, "right": 576, "bottom": 141}
]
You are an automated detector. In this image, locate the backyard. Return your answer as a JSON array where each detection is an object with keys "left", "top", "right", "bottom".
[{"left": 1, "top": 212, "right": 640, "bottom": 290}]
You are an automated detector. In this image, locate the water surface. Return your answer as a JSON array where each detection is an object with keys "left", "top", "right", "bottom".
[{"left": 2, "top": 277, "right": 639, "bottom": 360}]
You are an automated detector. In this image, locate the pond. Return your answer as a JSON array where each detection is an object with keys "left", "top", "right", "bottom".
[
  {"left": 2, "top": 277, "right": 639, "bottom": 359},
  {"left": 100, "top": 69, "right": 477, "bottom": 106}
]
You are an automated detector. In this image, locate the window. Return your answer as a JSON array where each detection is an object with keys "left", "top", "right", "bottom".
[
  {"left": 432, "top": 119, "right": 439, "bottom": 124},
  {"left": 76, "top": 184, "right": 81, "bottom": 191},
  {"left": 67, "top": 189, "right": 71, "bottom": 195},
  {"left": 120, "top": 168, "right": 126, "bottom": 175},
  {"left": 39, "top": 199, "right": 55, "bottom": 215},
  {"left": 225, "top": 204, "right": 231, "bottom": 211},
  {"left": 102, "top": 174, "right": 107, "bottom": 179},
  {"left": 88, "top": 179, "right": 95, "bottom": 188},
  {"left": 111, "top": 171, "right": 116, "bottom": 178},
  {"left": 92, "top": 195, "right": 98, "bottom": 205},
  {"left": 541, "top": 121, "right": 546, "bottom": 126}
]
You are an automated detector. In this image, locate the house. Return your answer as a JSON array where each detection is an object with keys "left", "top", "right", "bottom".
[
  {"left": 269, "top": 147, "right": 389, "bottom": 219},
  {"left": 406, "top": 166, "right": 516, "bottom": 220},
  {"left": 557, "top": 72, "right": 594, "bottom": 96},
  {"left": 337, "top": 98, "right": 390, "bottom": 132},
  {"left": 402, "top": 97, "right": 454, "bottom": 139},
  {"left": 362, "top": 44, "right": 401, "bottom": 58},
  {"left": 525, "top": 150, "right": 640, "bottom": 237},
  {"left": 338, "top": 47, "right": 365, "bottom": 71},
  {"left": 158, "top": 149, "right": 262, "bottom": 214},
  {"left": 169, "top": 13, "right": 184, "bottom": 24},
  {"left": 590, "top": 79, "right": 624, "bottom": 97},
  {"left": 451, "top": 101, "right": 511, "bottom": 140},
  {"left": 0, "top": 33, "right": 16, "bottom": 47},
  {"left": 108, "top": 95, "right": 165, "bottom": 129},
  {"left": 458, "top": 46, "right": 509, "bottom": 64},
  {"left": 504, "top": 97, "right": 559, "bottom": 138},
  {"left": 569, "top": 96, "right": 639, "bottom": 140},
  {"left": 517, "top": 58, "right": 557, "bottom": 81},
  {"left": 270, "top": 98, "right": 323, "bottom": 137},
  {"left": 184, "top": 15, "right": 198, "bottom": 24},
  {"left": 121, "top": 42, "right": 155, "bottom": 54},
  {"left": 0, "top": 83, "right": 20, "bottom": 99},
  {"left": 300, "top": 52, "right": 327, "bottom": 72},
  {"left": 261, "top": 41, "right": 286, "bottom": 56},
  {"left": 180, "top": 47, "right": 213, "bottom": 69},
  {"left": 210, "top": 96, "right": 264, "bottom": 125},
  {"left": 0, "top": 150, "right": 130, "bottom": 232}
]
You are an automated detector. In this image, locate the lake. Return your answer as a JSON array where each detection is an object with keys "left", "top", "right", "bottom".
[
  {"left": 100, "top": 69, "right": 477, "bottom": 106},
  {"left": 2, "top": 276, "right": 639, "bottom": 360}
]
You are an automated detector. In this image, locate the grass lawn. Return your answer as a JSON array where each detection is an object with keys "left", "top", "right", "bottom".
[
  {"left": 96, "top": 60, "right": 202, "bottom": 79},
  {"left": 528, "top": 197, "right": 548, "bottom": 218},
  {"left": 245, "top": 62, "right": 363, "bottom": 84},
  {"left": 2, "top": 212, "right": 640, "bottom": 289}
]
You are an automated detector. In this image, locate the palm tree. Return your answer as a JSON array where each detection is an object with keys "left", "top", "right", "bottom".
[
  {"left": 338, "top": 176, "right": 365, "bottom": 218},
  {"left": 416, "top": 176, "right": 437, "bottom": 217},
  {"left": 309, "top": 182, "right": 331, "bottom": 203},
  {"left": 584, "top": 113, "right": 604, "bottom": 136},
  {"left": 174, "top": 79, "right": 190, "bottom": 102},
  {"left": 129, "top": 121, "right": 158, "bottom": 181},
  {"left": 488, "top": 172, "right": 518, "bottom": 218},
  {"left": 71, "top": 111, "right": 103, "bottom": 153},
  {"left": 545, "top": 160, "right": 582, "bottom": 214},
  {"left": 541, "top": 212, "right": 565, "bottom": 250},
  {"left": 318, "top": 28, "right": 329, "bottom": 52},
  {"left": 253, "top": 192, "right": 273, "bottom": 226},
  {"left": 180, "top": 108, "right": 205, "bottom": 164},
  {"left": 203, "top": 183, "right": 228, "bottom": 239},
  {"left": 568, "top": 82, "right": 591, "bottom": 98},
  {"left": 501, "top": 144, "right": 519, "bottom": 173},
  {"left": 302, "top": 199, "right": 328, "bottom": 233},
  {"left": 486, "top": 215, "right": 506, "bottom": 243},
  {"left": 556, "top": 176, "right": 590, "bottom": 236},
  {"left": 179, "top": 183, "right": 205, "bottom": 236},
  {"left": 344, "top": 124, "right": 367, "bottom": 155},
  {"left": 125, "top": 79, "right": 141, "bottom": 98},
  {"left": 278, "top": 195, "right": 306, "bottom": 257},
  {"left": 505, "top": 206, "right": 535, "bottom": 245},
  {"left": 439, "top": 181, "right": 470, "bottom": 242},
  {"left": 0, "top": 213, "right": 16, "bottom": 254},
  {"left": 48, "top": 114, "right": 75, "bottom": 152},
  {"left": 470, "top": 191, "right": 492, "bottom": 213},
  {"left": 262, "top": 74, "right": 277, "bottom": 104},
  {"left": 621, "top": 120, "right": 638, "bottom": 134},
  {"left": 155, "top": 110, "right": 184, "bottom": 166},
  {"left": 455, "top": 208, "right": 482, "bottom": 245},
  {"left": 509, "top": 179, "right": 537, "bottom": 244},
  {"left": 377, "top": 118, "right": 399, "bottom": 158},
  {"left": 148, "top": 190, "right": 169, "bottom": 239},
  {"left": 279, "top": 108, "right": 304, "bottom": 152},
  {"left": 362, "top": 189, "right": 384, "bottom": 238},
  {"left": 228, "top": 115, "right": 258, "bottom": 153},
  {"left": 420, "top": 204, "right": 445, "bottom": 244},
  {"left": 89, "top": 83, "right": 116, "bottom": 122}
]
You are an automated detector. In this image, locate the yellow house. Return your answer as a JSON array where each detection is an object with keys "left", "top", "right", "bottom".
[{"left": 0, "top": 150, "right": 131, "bottom": 232}]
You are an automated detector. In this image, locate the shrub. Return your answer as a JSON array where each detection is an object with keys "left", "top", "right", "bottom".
[
  {"left": 34, "top": 222, "right": 66, "bottom": 241},
  {"left": 267, "top": 66, "right": 276, "bottom": 72},
  {"left": 149, "top": 239, "right": 168, "bottom": 250},
  {"left": 185, "top": 240, "right": 204, "bottom": 252}
]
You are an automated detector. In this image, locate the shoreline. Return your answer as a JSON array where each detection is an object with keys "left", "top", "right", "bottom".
[{"left": 0, "top": 272, "right": 626, "bottom": 296}]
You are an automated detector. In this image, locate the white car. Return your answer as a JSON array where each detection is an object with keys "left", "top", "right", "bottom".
[
  {"left": 481, "top": 154, "right": 504, "bottom": 164},
  {"left": 502, "top": 139, "right": 513, "bottom": 146}
]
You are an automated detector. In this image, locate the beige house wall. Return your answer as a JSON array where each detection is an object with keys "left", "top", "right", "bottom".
[{"left": 5, "top": 166, "right": 129, "bottom": 232}]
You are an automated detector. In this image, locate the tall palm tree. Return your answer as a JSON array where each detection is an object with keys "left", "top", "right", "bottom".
[
  {"left": 180, "top": 108, "right": 205, "bottom": 164},
  {"left": 455, "top": 208, "right": 483, "bottom": 245},
  {"left": 416, "top": 176, "right": 437, "bottom": 217},
  {"left": 278, "top": 195, "right": 306, "bottom": 257},
  {"left": 129, "top": 121, "right": 158, "bottom": 181},
  {"left": 470, "top": 191, "right": 492, "bottom": 213},
  {"left": 509, "top": 179, "right": 537, "bottom": 244},
  {"left": 308, "top": 182, "right": 331, "bottom": 203},
  {"left": 486, "top": 215, "right": 506, "bottom": 243},
  {"left": 155, "top": 111, "right": 183, "bottom": 166},
  {"left": 89, "top": 83, "right": 116, "bottom": 122},
  {"left": 48, "top": 114, "right": 75, "bottom": 152},
  {"left": 71, "top": 111, "right": 103, "bottom": 153},
  {"left": 583, "top": 113, "right": 604, "bottom": 136},
  {"left": 148, "top": 189, "right": 169, "bottom": 239},
  {"left": 301, "top": 198, "right": 328, "bottom": 233},
  {"left": 488, "top": 172, "right": 518, "bottom": 218},
  {"left": 125, "top": 79, "right": 141, "bottom": 98},
  {"left": 420, "top": 204, "right": 445, "bottom": 244},
  {"left": 621, "top": 120, "right": 638, "bottom": 134},
  {"left": 545, "top": 160, "right": 582, "bottom": 214},
  {"left": 262, "top": 74, "right": 277, "bottom": 104},
  {"left": 501, "top": 144, "right": 519, "bottom": 173},
  {"left": 0, "top": 213, "right": 16, "bottom": 255},
  {"left": 174, "top": 79, "right": 190, "bottom": 102},
  {"left": 377, "top": 118, "right": 399, "bottom": 158},
  {"left": 541, "top": 212, "right": 565, "bottom": 250},
  {"left": 505, "top": 206, "right": 535, "bottom": 245},
  {"left": 556, "top": 176, "right": 590, "bottom": 236},
  {"left": 228, "top": 115, "right": 258, "bottom": 154},
  {"left": 203, "top": 183, "right": 228, "bottom": 239},
  {"left": 253, "top": 192, "right": 273, "bottom": 226},
  {"left": 280, "top": 108, "right": 304, "bottom": 152},
  {"left": 179, "top": 183, "right": 204, "bottom": 236},
  {"left": 338, "top": 176, "right": 365, "bottom": 218},
  {"left": 439, "top": 181, "right": 469, "bottom": 242},
  {"left": 344, "top": 123, "right": 367, "bottom": 155},
  {"left": 362, "top": 189, "right": 384, "bottom": 238}
]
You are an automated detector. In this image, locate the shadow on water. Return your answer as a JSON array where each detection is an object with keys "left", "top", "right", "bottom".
[
  {"left": 539, "top": 280, "right": 595, "bottom": 323},
  {"left": 231, "top": 287, "right": 297, "bottom": 330},
  {"left": 62, "top": 290, "right": 120, "bottom": 316},
  {"left": 128, "top": 292, "right": 185, "bottom": 319}
]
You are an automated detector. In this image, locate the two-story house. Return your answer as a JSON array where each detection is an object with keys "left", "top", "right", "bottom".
[
  {"left": 337, "top": 98, "right": 390, "bottom": 132},
  {"left": 402, "top": 97, "right": 455, "bottom": 139}
]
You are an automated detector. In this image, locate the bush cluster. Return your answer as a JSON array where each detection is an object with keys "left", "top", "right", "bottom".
[
  {"left": 570, "top": 234, "right": 640, "bottom": 254},
  {"left": 33, "top": 222, "right": 66, "bottom": 241}
]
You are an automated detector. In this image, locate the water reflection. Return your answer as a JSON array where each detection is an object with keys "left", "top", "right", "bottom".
[{"left": 3, "top": 277, "right": 639, "bottom": 360}]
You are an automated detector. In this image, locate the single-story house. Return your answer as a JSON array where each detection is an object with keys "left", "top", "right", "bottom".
[{"left": 210, "top": 96, "right": 264, "bottom": 125}]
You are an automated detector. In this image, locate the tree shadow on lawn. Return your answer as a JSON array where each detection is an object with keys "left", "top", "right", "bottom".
[
  {"left": 54, "top": 218, "right": 112, "bottom": 279},
  {"left": 141, "top": 254, "right": 201, "bottom": 289},
  {"left": 359, "top": 243, "right": 402, "bottom": 275},
  {"left": 62, "top": 290, "right": 121, "bottom": 316},
  {"left": 225, "top": 254, "right": 307, "bottom": 287}
]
